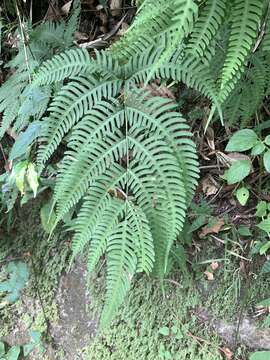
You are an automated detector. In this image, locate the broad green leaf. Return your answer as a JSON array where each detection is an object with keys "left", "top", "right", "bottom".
[
  {"left": 23, "top": 343, "right": 35, "bottom": 357},
  {"left": 257, "top": 297, "right": 270, "bottom": 307},
  {"left": 257, "top": 218, "right": 270, "bottom": 234},
  {"left": 236, "top": 187, "right": 249, "bottom": 206},
  {"left": 263, "top": 150, "right": 270, "bottom": 172},
  {"left": 238, "top": 225, "right": 252, "bottom": 236},
  {"left": 261, "top": 259, "right": 270, "bottom": 274},
  {"left": 250, "top": 351, "right": 270, "bottom": 360},
  {"left": 9, "top": 121, "right": 42, "bottom": 160},
  {"left": 6, "top": 346, "right": 20, "bottom": 360},
  {"left": 23, "top": 330, "right": 42, "bottom": 356},
  {"left": 26, "top": 163, "right": 39, "bottom": 197},
  {"left": 263, "top": 314, "right": 270, "bottom": 327},
  {"left": 256, "top": 201, "right": 267, "bottom": 218},
  {"left": 259, "top": 241, "right": 270, "bottom": 255},
  {"left": 251, "top": 141, "right": 265, "bottom": 156},
  {"left": 159, "top": 327, "right": 170, "bottom": 336},
  {"left": 225, "top": 129, "right": 258, "bottom": 152},
  {"left": 0, "top": 342, "right": 5, "bottom": 357},
  {"left": 225, "top": 160, "right": 251, "bottom": 184},
  {"left": 40, "top": 200, "right": 57, "bottom": 234},
  {"left": 265, "top": 135, "right": 270, "bottom": 145},
  {"left": 29, "top": 330, "right": 42, "bottom": 344},
  {"left": 0, "top": 262, "right": 29, "bottom": 303}
]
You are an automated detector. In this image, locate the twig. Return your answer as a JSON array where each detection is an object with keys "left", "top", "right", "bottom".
[
  {"left": 187, "top": 331, "right": 230, "bottom": 358},
  {"left": 15, "top": 1, "right": 32, "bottom": 84},
  {"left": 0, "top": 255, "right": 26, "bottom": 266},
  {"left": 0, "top": 143, "right": 7, "bottom": 163},
  {"left": 29, "top": 257, "right": 51, "bottom": 336}
]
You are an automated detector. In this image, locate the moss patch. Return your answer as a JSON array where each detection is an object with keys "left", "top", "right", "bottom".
[{"left": 83, "top": 278, "right": 223, "bottom": 360}]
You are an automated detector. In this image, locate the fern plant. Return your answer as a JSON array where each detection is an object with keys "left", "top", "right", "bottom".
[
  {"left": 5, "top": 0, "right": 270, "bottom": 328},
  {"left": 32, "top": 47, "right": 199, "bottom": 326},
  {"left": 0, "top": 0, "right": 80, "bottom": 139},
  {"left": 30, "top": 0, "right": 270, "bottom": 327}
]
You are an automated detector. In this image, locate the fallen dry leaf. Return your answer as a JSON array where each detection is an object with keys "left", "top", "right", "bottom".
[
  {"left": 110, "top": 0, "right": 122, "bottom": 16},
  {"left": 220, "top": 347, "right": 233, "bottom": 360},
  {"left": 61, "top": 1, "right": 72, "bottom": 15},
  {"left": 74, "top": 31, "right": 89, "bottom": 42},
  {"left": 200, "top": 218, "right": 225, "bottom": 237},
  {"left": 216, "top": 151, "right": 253, "bottom": 169},
  {"left": 202, "top": 175, "right": 219, "bottom": 196},
  {"left": 204, "top": 271, "right": 214, "bottom": 281},
  {"left": 210, "top": 262, "right": 219, "bottom": 271},
  {"left": 205, "top": 126, "right": 215, "bottom": 151},
  {"left": 144, "top": 81, "right": 176, "bottom": 100}
]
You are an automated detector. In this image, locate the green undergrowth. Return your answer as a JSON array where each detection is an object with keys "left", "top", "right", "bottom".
[
  {"left": 0, "top": 198, "right": 70, "bottom": 337},
  {"left": 82, "top": 238, "right": 270, "bottom": 360},
  {"left": 83, "top": 278, "right": 223, "bottom": 360}
]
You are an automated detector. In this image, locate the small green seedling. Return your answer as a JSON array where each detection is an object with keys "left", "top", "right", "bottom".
[{"left": 223, "top": 130, "right": 270, "bottom": 187}]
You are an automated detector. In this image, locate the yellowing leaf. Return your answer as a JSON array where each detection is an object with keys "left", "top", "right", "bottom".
[
  {"left": 26, "top": 163, "right": 39, "bottom": 197},
  {"left": 13, "top": 161, "right": 28, "bottom": 194}
]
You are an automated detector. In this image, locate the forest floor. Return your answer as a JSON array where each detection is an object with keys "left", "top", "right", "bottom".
[{"left": 0, "top": 200, "right": 270, "bottom": 360}]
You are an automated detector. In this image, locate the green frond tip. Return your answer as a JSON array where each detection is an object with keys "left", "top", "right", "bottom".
[
  {"left": 32, "top": 48, "right": 91, "bottom": 86},
  {"left": 219, "top": 0, "right": 263, "bottom": 101},
  {"left": 100, "top": 202, "right": 154, "bottom": 328},
  {"left": 186, "top": 0, "right": 226, "bottom": 58}
]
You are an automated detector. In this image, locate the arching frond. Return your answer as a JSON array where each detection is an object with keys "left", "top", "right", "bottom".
[
  {"left": 186, "top": 0, "right": 226, "bottom": 58},
  {"left": 219, "top": 0, "right": 263, "bottom": 101}
]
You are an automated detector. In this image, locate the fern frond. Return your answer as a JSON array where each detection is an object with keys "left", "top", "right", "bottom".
[
  {"left": 32, "top": 49, "right": 91, "bottom": 86},
  {"left": 126, "top": 47, "right": 219, "bottom": 109},
  {"left": 101, "top": 218, "right": 137, "bottom": 327},
  {"left": 71, "top": 165, "right": 126, "bottom": 259},
  {"left": 219, "top": 0, "right": 263, "bottom": 100},
  {"left": 111, "top": 0, "right": 198, "bottom": 71},
  {"left": 263, "top": 13, "right": 270, "bottom": 52},
  {"left": 37, "top": 77, "right": 123, "bottom": 168},
  {"left": 63, "top": 0, "right": 81, "bottom": 47},
  {"left": 222, "top": 51, "right": 268, "bottom": 126},
  {"left": 125, "top": 92, "right": 199, "bottom": 203},
  {"left": 186, "top": 0, "right": 226, "bottom": 58},
  {"left": 32, "top": 48, "right": 120, "bottom": 86}
]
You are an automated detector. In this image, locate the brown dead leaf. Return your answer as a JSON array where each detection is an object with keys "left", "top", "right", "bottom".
[
  {"left": 210, "top": 262, "right": 219, "bottom": 271},
  {"left": 74, "top": 31, "right": 89, "bottom": 42},
  {"left": 216, "top": 151, "right": 253, "bottom": 169},
  {"left": 143, "top": 81, "right": 175, "bottom": 102},
  {"left": 220, "top": 347, "right": 233, "bottom": 360},
  {"left": 200, "top": 218, "right": 224, "bottom": 237},
  {"left": 204, "top": 271, "right": 214, "bottom": 281},
  {"left": 44, "top": 1, "right": 62, "bottom": 21},
  {"left": 110, "top": 0, "right": 122, "bottom": 16},
  {"left": 201, "top": 175, "right": 219, "bottom": 196},
  {"left": 205, "top": 126, "right": 215, "bottom": 151},
  {"left": 61, "top": 1, "right": 72, "bottom": 15}
]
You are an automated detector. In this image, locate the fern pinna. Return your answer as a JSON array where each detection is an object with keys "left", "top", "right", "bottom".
[{"left": 33, "top": 48, "right": 199, "bottom": 326}]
